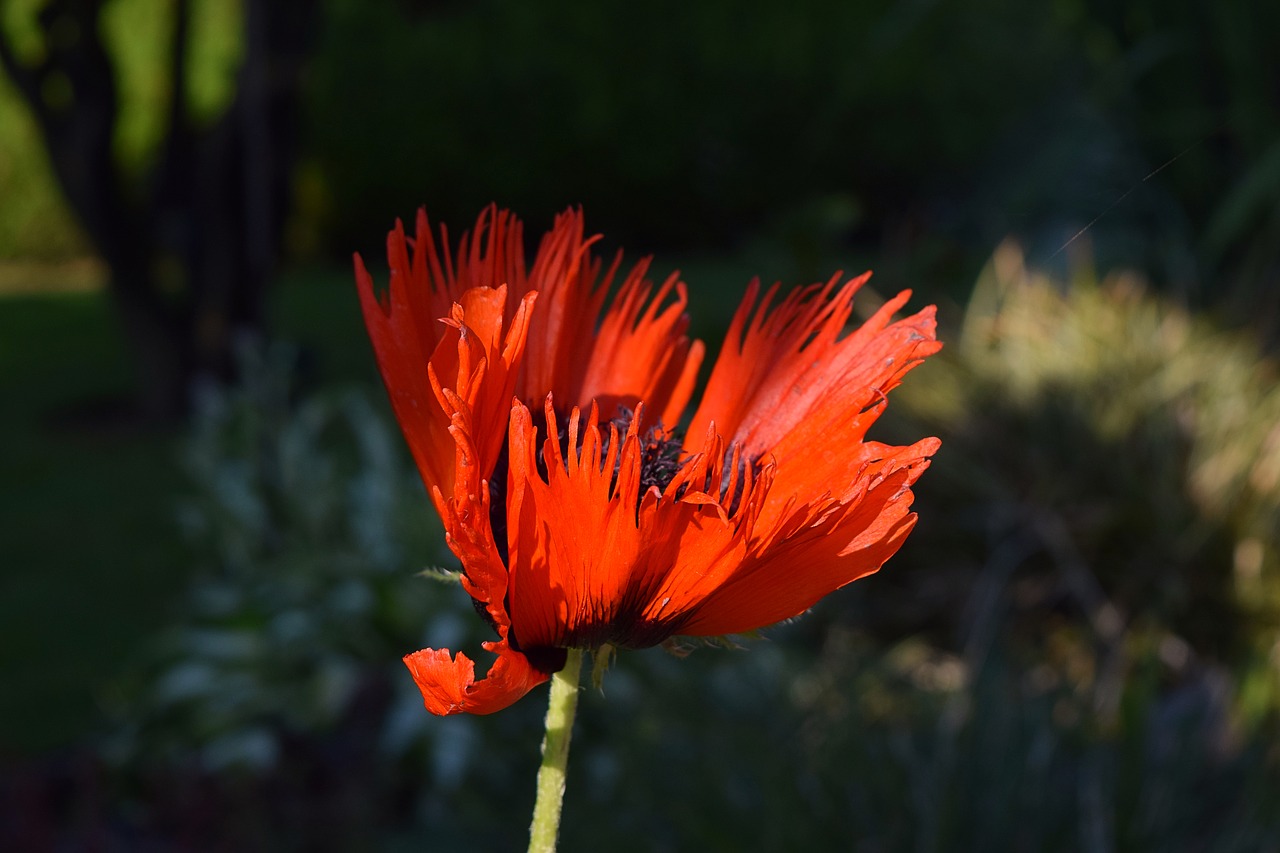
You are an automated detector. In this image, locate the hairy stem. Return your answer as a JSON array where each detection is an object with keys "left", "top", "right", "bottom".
[{"left": 528, "top": 648, "right": 583, "bottom": 853}]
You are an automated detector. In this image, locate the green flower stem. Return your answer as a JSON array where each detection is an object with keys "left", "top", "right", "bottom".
[{"left": 528, "top": 648, "right": 584, "bottom": 853}]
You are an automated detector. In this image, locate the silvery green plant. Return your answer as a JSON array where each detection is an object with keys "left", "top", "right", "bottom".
[{"left": 106, "top": 339, "right": 470, "bottom": 772}]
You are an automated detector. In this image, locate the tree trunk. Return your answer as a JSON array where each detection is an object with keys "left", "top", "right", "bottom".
[
  {"left": 107, "top": 271, "right": 192, "bottom": 422},
  {"left": 0, "top": 0, "right": 317, "bottom": 423}
]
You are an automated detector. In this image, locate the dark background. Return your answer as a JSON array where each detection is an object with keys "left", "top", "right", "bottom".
[{"left": 1, "top": 0, "right": 1278, "bottom": 849}]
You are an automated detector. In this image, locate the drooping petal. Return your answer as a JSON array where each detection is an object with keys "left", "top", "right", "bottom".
[
  {"left": 401, "top": 371, "right": 567, "bottom": 717},
  {"left": 436, "top": 392, "right": 514, "bottom": 632},
  {"left": 403, "top": 642, "right": 550, "bottom": 716}
]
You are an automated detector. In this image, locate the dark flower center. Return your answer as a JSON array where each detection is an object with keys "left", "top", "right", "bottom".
[{"left": 485, "top": 405, "right": 684, "bottom": 565}]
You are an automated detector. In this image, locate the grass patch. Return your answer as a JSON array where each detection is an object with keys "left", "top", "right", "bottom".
[{"left": 0, "top": 289, "right": 186, "bottom": 752}]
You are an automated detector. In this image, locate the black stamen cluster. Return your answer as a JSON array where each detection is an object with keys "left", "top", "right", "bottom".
[
  {"left": 607, "top": 406, "right": 683, "bottom": 498},
  {"left": 483, "top": 405, "right": 685, "bottom": 569}
]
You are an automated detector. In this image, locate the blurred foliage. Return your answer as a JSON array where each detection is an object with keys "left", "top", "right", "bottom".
[
  {"left": 0, "top": 0, "right": 242, "bottom": 259},
  {"left": 98, "top": 0, "right": 243, "bottom": 171},
  {"left": 5, "top": 0, "right": 1277, "bottom": 328},
  {"left": 1073, "top": 0, "right": 1280, "bottom": 280},
  {"left": 543, "top": 627, "right": 1280, "bottom": 852},
  {"left": 94, "top": 605, "right": 1280, "bottom": 849},
  {"left": 878, "top": 242, "right": 1280, "bottom": 700},
  {"left": 105, "top": 339, "right": 445, "bottom": 772},
  {"left": 0, "top": 18, "right": 83, "bottom": 258}
]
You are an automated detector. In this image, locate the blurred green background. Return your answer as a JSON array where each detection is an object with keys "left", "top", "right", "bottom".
[{"left": 2, "top": 0, "right": 1279, "bottom": 849}]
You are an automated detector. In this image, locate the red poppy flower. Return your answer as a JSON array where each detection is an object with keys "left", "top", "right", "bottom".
[{"left": 356, "top": 206, "right": 940, "bottom": 716}]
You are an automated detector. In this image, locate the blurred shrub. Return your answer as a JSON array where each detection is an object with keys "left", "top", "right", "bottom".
[
  {"left": 105, "top": 339, "right": 448, "bottom": 772},
  {"left": 874, "top": 242, "right": 1280, "bottom": 691},
  {"left": 540, "top": 625, "right": 1280, "bottom": 852}
]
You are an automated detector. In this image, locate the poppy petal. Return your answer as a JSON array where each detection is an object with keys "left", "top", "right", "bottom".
[
  {"left": 679, "top": 443, "right": 936, "bottom": 637},
  {"left": 688, "top": 274, "right": 940, "bottom": 464},
  {"left": 504, "top": 398, "right": 644, "bottom": 649},
  {"left": 436, "top": 384, "right": 515, "bottom": 635},
  {"left": 519, "top": 209, "right": 610, "bottom": 404},
  {"left": 403, "top": 641, "right": 549, "bottom": 716},
  {"left": 519, "top": 211, "right": 704, "bottom": 425},
  {"left": 430, "top": 289, "right": 538, "bottom": 496},
  {"left": 687, "top": 273, "right": 940, "bottom": 533},
  {"left": 357, "top": 246, "right": 453, "bottom": 513},
  {"left": 403, "top": 377, "right": 565, "bottom": 717},
  {"left": 577, "top": 262, "right": 705, "bottom": 429},
  {"left": 357, "top": 209, "right": 538, "bottom": 516}
]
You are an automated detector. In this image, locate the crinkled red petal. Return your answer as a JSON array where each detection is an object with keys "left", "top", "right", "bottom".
[
  {"left": 403, "top": 641, "right": 549, "bottom": 716},
  {"left": 679, "top": 444, "right": 935, "bottom": 637},
  {"left": 576, "top": 262, "right": 705, "bottom": 430},
  {"left": 518, "top": 210, "right": 703, "bottom": 426},
  {"left": 689, "top": 274, "right": 940, "bottom": 469},
  {"left": 671, "top": 275, "right": 941, "bottom": 635},
  {"left": 356, "top": 208, "right": 536, "bottom": 517},
  {"left": 502, "top": 398, "right": 757, "bottom": 649}
]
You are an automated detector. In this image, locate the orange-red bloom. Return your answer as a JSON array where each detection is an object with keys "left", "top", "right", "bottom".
[{"left": 356, "top": 206, "right": 940, "bottom": 716}]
